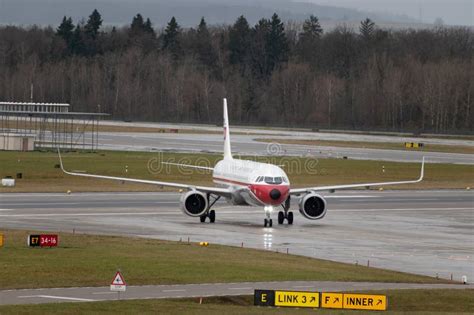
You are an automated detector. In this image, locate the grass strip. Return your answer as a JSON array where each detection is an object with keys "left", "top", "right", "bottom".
[
  {"left": 0, "top": 290, "right": 472, "bottom": 314},
  {"left": 0, "top": 230, "right": 447, "bottom": 290},
  {"left": 1, "top": 150, "right": 472, "bottom": 192}
]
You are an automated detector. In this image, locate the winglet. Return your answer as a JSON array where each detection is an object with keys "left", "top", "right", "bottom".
[
  {"left": 57, "top": 148, "right": 65, "bottom": 172},
  {"left": 418, "top": 156, "right": 425, "bottom": 182}
]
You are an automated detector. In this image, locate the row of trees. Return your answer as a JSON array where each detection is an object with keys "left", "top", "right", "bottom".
[{"left": 0, "top": 10, "right": 472, "bottom": 132}]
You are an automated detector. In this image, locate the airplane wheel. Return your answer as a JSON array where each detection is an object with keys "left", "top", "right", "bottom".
[
  {"left": 264, "top": 218, "right": 268, "bottom": 227},
  {"left": 209, "top": 210, "right": 216, "bottom": 223},
  {"left": 278, "top": 211, "right": 284, "bottom": 225},
  {"left": 269, "top": 219, "right": 273, "bottom": 227},
  {"left": 200, "top": 215, "right": 206, "bottom": 223},
  {"left": 287, "top": 212, "right": 294, "bottom": 225}
]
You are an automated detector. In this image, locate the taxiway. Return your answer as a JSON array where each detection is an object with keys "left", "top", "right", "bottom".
[{"left": 1, "top": 190, "right": 472, "bottom": 281}]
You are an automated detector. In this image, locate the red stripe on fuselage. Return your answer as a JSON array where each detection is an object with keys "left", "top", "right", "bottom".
[{"left": 213, "top": 176, "right": 289, "bottom": 206}]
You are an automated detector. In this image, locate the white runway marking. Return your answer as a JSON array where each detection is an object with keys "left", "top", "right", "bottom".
[
  {"left": 0, "top": 212, "right": 164, "bottom": 217},
  {"left": 2, "top": 201, "right": 177, "bottom": 206},
  {"left": 1, "top": 207, "right": 471, "bottom": 218},
  {"left": 0, "top": 209, "right": 13, "bottom": 211},
  {"left": 19, "top": 295, "right": 95, "bottom": 302},
  {"left": 92, "top": 292, "right": 117, "bottom": 295},
  {"left": 0, "top": 192, "right": 180, "bottom": 197},
  {"left": 324, "top": 195, "right": 378, "bottom": 198},
  {"left": 334, "top": 207, "right": 473, "bottom": 212},
  {"left": 228, "top": 287, "right": 252, "bottom": 290},
  {"left": 162, "top": 289, "right": 186, "bottom": 292}
]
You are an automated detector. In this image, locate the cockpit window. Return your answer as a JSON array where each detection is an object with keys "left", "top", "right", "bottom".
[{"left": 264, "top": 177, "right": 283, "bottom": 184}]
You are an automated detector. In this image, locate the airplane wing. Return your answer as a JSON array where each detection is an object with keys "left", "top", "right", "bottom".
[
  {"left": 161, "top": 162, "right": 214, "bottom": 171},
  {"left": 57, "top": 149, "right": 231, "bottom": 197},
  {"left": 290, "top": 158, "right": 425, "bottom": 195}
]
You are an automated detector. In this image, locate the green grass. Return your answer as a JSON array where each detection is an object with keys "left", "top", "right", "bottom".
[
  {"left": 0, "top": 290, "right": 472, "bottom": 314},
  {"left": 256, "top": 138, "right": 474, "bottom": 155},
  {"left": 0, "top": 230, "right": 448, "bottom": 290},
  {"left": 0, "top": 150, "right": 472, "bottom": 192}
]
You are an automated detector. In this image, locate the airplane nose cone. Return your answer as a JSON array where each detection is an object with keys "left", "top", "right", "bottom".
[{"left": 269, "top": 189, "right": 281, "bottom": 200}]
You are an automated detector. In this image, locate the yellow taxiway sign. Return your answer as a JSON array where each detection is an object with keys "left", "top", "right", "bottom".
[
  {"left": 343, "top": 293, "right": 387, "bottom": 311},
  {"left": 321, "top": 292, "right": 343, "bottom": 309},
  {"left": 274, "top": 290, "right": 319, "bottom": 308}
]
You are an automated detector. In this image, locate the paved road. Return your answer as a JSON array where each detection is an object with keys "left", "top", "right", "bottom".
[
  {"left": 1, "top": 190, "right": 473, "bottom": 281},
  {"left": 98, "top": 120, "right": 473, "bottom": 147},
  {"left": 1, "top": 281, "right": 472, "bottom": 306},
  {"left": 97, "top": 132, "right": 473, "bottom": 164}
]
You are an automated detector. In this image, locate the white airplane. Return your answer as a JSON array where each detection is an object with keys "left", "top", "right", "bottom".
[{"left": 58, "top": 98, "right": 425, "bottom": 227}]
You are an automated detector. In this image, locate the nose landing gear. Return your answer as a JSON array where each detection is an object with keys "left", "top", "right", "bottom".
[
  {"left": 264, "top": 218, "right": 273, "bottom": 227},
  {"left": 263, "top": 206, "right": 273, "bottom": 227}
]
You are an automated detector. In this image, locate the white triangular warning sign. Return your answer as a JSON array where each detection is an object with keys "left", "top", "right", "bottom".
[{"left": 111, "top": 271, "right": 126, "bottom": 286}]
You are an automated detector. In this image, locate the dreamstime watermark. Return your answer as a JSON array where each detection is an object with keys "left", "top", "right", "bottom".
[{"left": 147, "top": 142, "right": 324, "bottom": 176}]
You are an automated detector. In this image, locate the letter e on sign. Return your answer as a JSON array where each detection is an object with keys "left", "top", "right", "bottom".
[{"left": 254, "top": 290, "right": 275, "bottom": 306}]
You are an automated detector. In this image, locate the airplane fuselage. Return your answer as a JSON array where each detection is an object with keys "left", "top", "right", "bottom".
[{"left": 213, "top": 158, "right": 290, "bottom": 207}]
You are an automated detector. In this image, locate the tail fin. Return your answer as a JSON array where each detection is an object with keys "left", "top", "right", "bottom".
[{"left": 223, "top": 98, "right": 232, "bottom": 160}]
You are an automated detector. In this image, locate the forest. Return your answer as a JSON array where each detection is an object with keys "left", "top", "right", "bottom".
[{"left": 0, "top": 10, "right": 472, "bottom": 133}]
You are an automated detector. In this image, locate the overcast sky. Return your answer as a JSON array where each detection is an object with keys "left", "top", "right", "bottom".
[
  {"left": 308, "top": 0, "right": 474, "bottom": 26},
  {"left": 0, "top": 0, "right": 472, "bottom": 27},
  {"left": 309, "top": 0, "right": 473, "bottom": 26}
]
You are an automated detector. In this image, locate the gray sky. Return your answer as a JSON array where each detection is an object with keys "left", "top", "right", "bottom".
[{"left": 309, "top": 0, "right": 473, "bottom": 26}]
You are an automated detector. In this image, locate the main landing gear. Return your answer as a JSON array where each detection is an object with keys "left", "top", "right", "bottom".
[
  {"left": 277, "top": 196, "right": 293, "bottom": 225},
  {"left": 200, "top": 210, "right": 216, "bottom": 223},
  {"left": 199, "top": 195, "right": 220, "bottom": 224},
  {"left": 277, "top": 210, "right": 294, "bottom": 225}
]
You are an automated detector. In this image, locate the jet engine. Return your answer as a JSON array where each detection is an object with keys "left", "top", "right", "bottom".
[
  {"left": 298, "top": 193, "right": 327, "bottom": 220},
  {"left": 180, "top": 191, "right": 208, "bottom": 217}
]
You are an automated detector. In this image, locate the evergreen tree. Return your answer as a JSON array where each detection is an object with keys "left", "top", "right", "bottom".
[
  {"left": 84, "top": 9, "right": 102, "bottom": 39},
  {"left": 71, "top": 24, "right": 86, "bottom": 55},
  {"left": 128, "top": 14, "right": 156, "bottom": 52},
  {"left": 163, "top": 17, "right": 182, "bottom": 60},
  {"left": 228, "top": 15, "right": 251, "bottom": 65},
  {"left": 130, "top": 14, "right": 145, "bottom": 35},
  {"left": 360, "top": 18, "right": 375, "bottom": 41},
  {"left": 297, "top": 15, "right": 323, "bottom": 63},
  {"left": 56, "top": 16, "right": 74, "bottom": 47},
  {"left": 249, "top": 18, "right": 271, "bottom": 77},
  {"left": 196, "top": 17, "right": 217, "bottom": 68},
  {"left": 144, "top": 18, "right": 155, "bottom": 36},
  {"left": 301, "top": 15, "right": 323, "bottom": 40},
  {"left": 266, "top": 13, "right": 289, "bottom": 72}
]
